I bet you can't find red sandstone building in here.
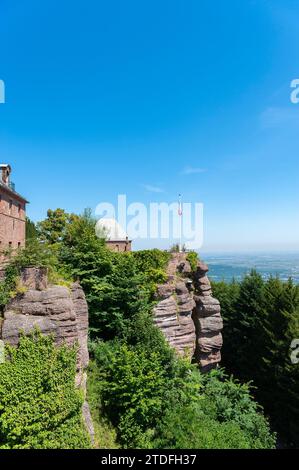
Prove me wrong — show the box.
[0,164,28,253]
[106,237,132,252]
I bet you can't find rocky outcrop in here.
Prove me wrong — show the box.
[1,285,90,367]
[192,261,223,371]
[154,254,223,371]
[71,282,90,370]
[153,254,196,359]
[0,267,94,443]
[0,270,88,367]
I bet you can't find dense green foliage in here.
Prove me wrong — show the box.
[0,265,18,310]
[0,209,277,449]
[186,251,199,271]
[9,238,59,272]
[212,271,299,447]
[91,340,275,449]
[0,332,90,449]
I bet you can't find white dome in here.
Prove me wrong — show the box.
[96,218,128,241]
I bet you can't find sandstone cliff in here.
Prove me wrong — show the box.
[154,253,223,371]
[0,267,94,442]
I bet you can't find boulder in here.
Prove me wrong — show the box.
[1,283,89,370]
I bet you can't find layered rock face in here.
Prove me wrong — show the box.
[1,280,89,371]
[192,261,223,371]
[0,267,94,442]
[154,254,223,370]
[153,254,196,359]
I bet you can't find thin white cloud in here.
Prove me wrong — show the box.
[181,166,206,175]
[259,107,299,129]
[141,184,164,193]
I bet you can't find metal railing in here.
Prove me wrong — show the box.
[8,181,16,191]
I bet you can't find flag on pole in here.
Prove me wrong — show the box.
[178,194,183,216]
[178,194,183,253]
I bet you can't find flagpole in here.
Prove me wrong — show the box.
[178,194,182,253]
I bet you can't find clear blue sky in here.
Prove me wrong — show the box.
[1,0,299,251]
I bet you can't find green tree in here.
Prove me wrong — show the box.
[37,208,78,244]
[257,277,299,445]
[95,342,168,448]
[25,217,38,241]
[213,274,299,447]
[226,271,266,380]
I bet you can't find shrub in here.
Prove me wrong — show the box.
[0,332,91,449]
[94,342,168,448]
[153,403,253,449]
[186,251,199,271]
[133,249,171,274]
[153,369,275,449]
[9,238,58,271]
[198,369,276,449]
[0,265,19,310]
[92,337,275,449]
[0,239,71,309]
